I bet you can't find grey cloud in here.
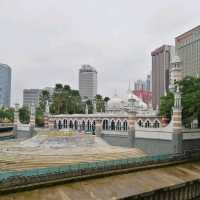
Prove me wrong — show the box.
[0,0,199,104]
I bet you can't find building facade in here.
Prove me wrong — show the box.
[79,65,97,100]
[145,74,151,92]
[134,79,145,91]
[175,25,200,77]
[23,89,42,108]
[151,45,174,109]
[0,64,11,107]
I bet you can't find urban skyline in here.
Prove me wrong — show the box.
[0,0,199,105]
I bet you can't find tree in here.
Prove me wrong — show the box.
[96,95,105,112]
[159,92,174,121]
[179,76,200,127]
[36,107,44,127]
[51,84,83,114]
[104,97,110,102]
[19,106,30,124]
[39,90,50,112]
[159,76,200,128]
[0,107,14,123]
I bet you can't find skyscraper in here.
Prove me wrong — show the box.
[134,79,145,91]
[151,45,174,110]
[79,65,97,100]
[145,74,151,92]
[23,89,42,108]
[0,64,11,107]
[175,25,200,77]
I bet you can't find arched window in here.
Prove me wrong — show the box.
[153,120,160,128]
[103,119,109,130]
[58,120,62,129]
[82,121,85,130]
[111,120,115,130]
[63,119,67,128]
[92,121,96,132]
[123,121,128,131]
[54,120,57,129]
[74,120,78,130]
[87,120,91,131]
[138,120,143,127]
[69,120,73,129]
[145,120,150,128]
[116,120,121,131]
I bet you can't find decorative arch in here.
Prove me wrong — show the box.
[116,120,122,131]
[69,120,73,129]
[92,121,96,132]
[87,120,92,131]
[74,120,78,130]
[58,120,62,129]
[144,120,150,128]
[102,119,109,130]
[82,120,85,131]
[111,120,115,131]
[123,120,128,131]
[153,120,160,128]
[137,119,143,127]
[63,119,67,128]
[54,120,57,129]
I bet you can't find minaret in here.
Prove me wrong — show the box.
[85,104,89,115]
[93,100,97,114]
[44,100,50,129]
[169,55,182,92]
[172,85,183,154]
[14,103,20,133]
[172,85,182,131]
[30,103,36,129]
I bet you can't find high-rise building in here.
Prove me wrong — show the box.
[134,79,145,91]
[175,25,200,77]
[0,64,11,107]
[151,45,174,110]
[23,89,42,108]
[145,74,151,92]
[79,65,97,100]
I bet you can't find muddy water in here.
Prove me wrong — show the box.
[1,162,200,200]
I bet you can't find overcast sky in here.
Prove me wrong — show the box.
[0,0,199,105]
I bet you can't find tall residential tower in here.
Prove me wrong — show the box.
[151,45,174,109]
[79,65,97,100]
[0,64,11,107]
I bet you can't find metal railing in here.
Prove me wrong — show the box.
[0,153,187,183]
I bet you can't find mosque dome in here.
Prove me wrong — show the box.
[127,92,148,109]
[107,94,125,111]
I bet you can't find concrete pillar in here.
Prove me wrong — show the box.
[95,119,102,137]
[128,114,136,148]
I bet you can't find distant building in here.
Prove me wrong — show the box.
[145,74,151,92]
[23,89,42,108]
[134,79,145,91]
[151,45,174,109]
[175,25,200,77]
[79,65,97,100]
[0,64,11,107]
